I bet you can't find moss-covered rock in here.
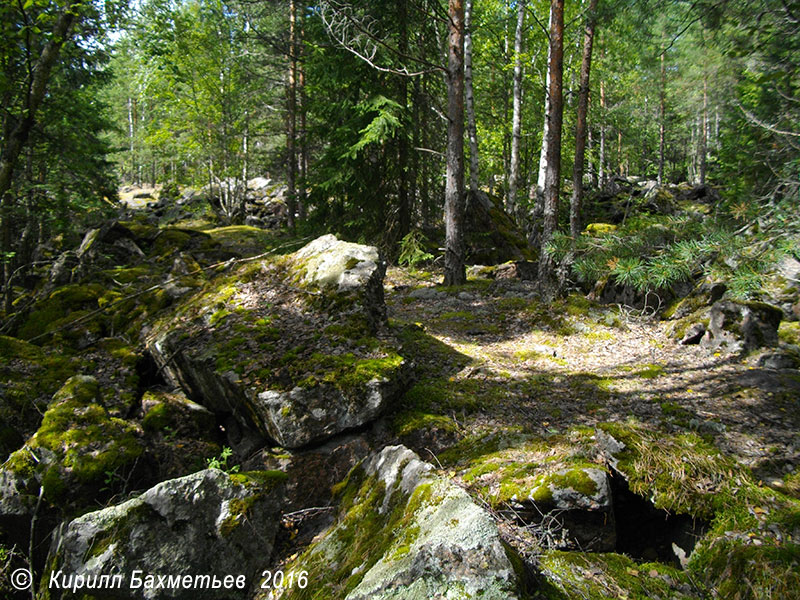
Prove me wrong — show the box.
[464,191,536,265]
[41,468,286,600]
[146,235,412,449]
[701,300,783,354]
[0,376,145,519]
[448,429,615,552]
[538,551,699,600]
[0,335,79,456]
[269,445,523,600]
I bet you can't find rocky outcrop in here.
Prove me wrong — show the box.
[43,468,286,599]
[464,191,535,265]
[701,300,782,354]
[0,376,146,547]
[146,235,411,449]
[274,445,523,599]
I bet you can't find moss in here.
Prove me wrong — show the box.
[392,411,459,437]
[151,229,192,256]
[5,376,144,504]
[17,283,106,341]
[102,265,151,284]
[296,352,405,393]
[778,321,800,346]
[583,223,618,235]
[632,363,664,378]
[142,403,172,432]
[539,551,696,600]
[514,349,543,361]
[279,463,444,600]
[228,470,288,489]
[209,308,231,326]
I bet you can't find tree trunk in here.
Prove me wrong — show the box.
[443,0,466,286]
[570,0,598,240]
[464,0,480,195]
[536,5,555,196]
[538,0,564,296]
[298,2,308,219]
[700,75,707,185]
[599,78,606,185]
[397,0,411,239]
[286,0,298,230]
[508,0,525,218]
[658,46,666,185]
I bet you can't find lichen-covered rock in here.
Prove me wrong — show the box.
[42,468,286,600]
[0,376,145,521]
[146,235,411,449]
[701,300,782,354]
[271,445,522,600]
[449,431,615,552]
[293,233,387,328]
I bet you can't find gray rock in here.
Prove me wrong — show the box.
[701,300,782,354]
[409,287,443,300]
[293,234,387,327]
[276,445,522,600]
[146,235,410,449]
[43,468,285,599]
[751,350,800,370]
[253,375,409,448]
[680,322,706,345]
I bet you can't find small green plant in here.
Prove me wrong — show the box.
[398,230,434,267]
[206,446,240,473]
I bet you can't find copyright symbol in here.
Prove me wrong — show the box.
[11,568,32,591]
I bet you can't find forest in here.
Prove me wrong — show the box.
[0,0,799,599]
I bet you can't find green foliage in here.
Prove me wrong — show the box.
[552,208,798,299]
[397,230,434,268]
[206,446,240,473]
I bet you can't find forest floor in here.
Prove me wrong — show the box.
[384,267,800,490]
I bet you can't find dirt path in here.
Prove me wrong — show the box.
[385,267,800,486]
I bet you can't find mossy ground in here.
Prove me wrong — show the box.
[538,551,699,599]
[380,266,800,598]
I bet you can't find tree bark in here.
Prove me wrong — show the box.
[397,0,411,239]
[508,0,525,218]
[286,0,298,230]
[700,74,707,185]
[298,2,308,219]
[658,46,666,185]
[599,78,606,185]
[570,0,599,240]
[538,0,564,296]
[464,0,480,195]
[536,5,555,196]
[443,0,466,286]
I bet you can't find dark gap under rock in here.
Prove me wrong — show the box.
[610,473,707,567]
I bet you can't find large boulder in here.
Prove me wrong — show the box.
[271,445,523,600]
[464,191,535,265]
[146,235,411,449]
[0,376,146,546]
[701,300,782,354]
[42,468,286,599]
